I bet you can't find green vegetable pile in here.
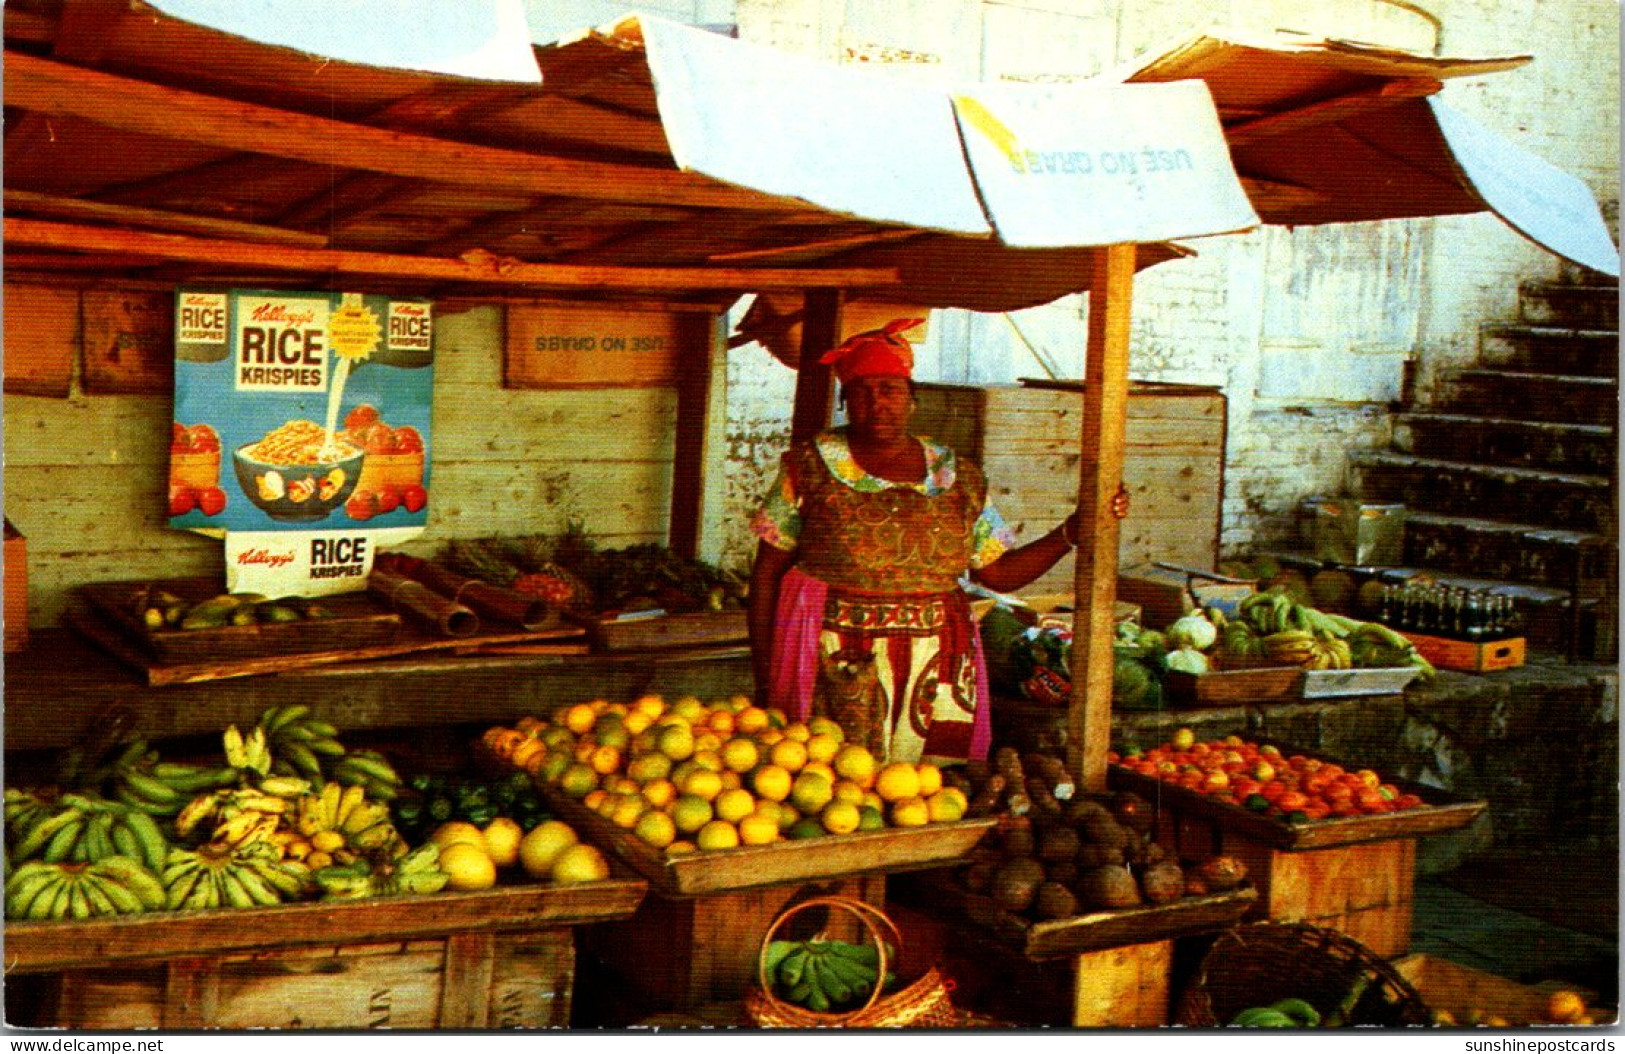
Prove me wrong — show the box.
[393,771,549,842]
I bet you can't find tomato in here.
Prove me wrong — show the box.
[168,484,196,516]
[1251,761,1276,782]
[196,486,227,516]
[171,422,190,452]
[374,487,402,515]
[1259,781,1287,803]
[1276,790,1309,813]
[346,492,377,521]
[357,423,398,455]
[187,424,219,452]
[344,404,380,432]
[394,426,424,453]
[1203,771,1231,792]
[1394,794,1424,810]
[1300,801,1332,821]
[1231,778,1263,800]
[1355,769,1382,788]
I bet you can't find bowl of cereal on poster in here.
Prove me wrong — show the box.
[232,420,366,523]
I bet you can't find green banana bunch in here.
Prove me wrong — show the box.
[112,748,242,819]
[311,842,447,900]
[768,938,890,1013]
[2,794,167,868]
[5,855,168,921]
[329,749,405,803]
[4,787,58,840]
[161,843,311,911]
[259,705,347,782]
[1230,998,1323,1027]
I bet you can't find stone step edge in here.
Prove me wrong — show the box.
[1403,511,1611,549]
[1482,322,1620,341]
[1263,549,1577,604]
[1395,411,1614,437]
[1447,368,1618,387]
[1351,450,1612,488]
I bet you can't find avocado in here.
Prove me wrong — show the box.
[1077,865,1142,911]
[1034,881,1079,920]
[989,857,1046,914]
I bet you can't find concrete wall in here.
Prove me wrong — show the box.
[713,0,1620,568]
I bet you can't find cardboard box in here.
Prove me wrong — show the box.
[1306,498,1406,566]
[5,519,27,652]
[1116,562,1255,629]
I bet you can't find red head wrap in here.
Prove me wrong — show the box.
[817,318,924,384]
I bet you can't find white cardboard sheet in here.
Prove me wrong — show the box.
[640,18,991,235]
[1429,97,1620,277]
[951,80,1259,247]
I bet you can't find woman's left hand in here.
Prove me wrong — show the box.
[1111,484,1130,520]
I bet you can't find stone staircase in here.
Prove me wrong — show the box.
[1349,276,1618,659]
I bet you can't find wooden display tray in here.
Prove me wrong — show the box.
[909,872,1257,961]
[3,874,647,974]
[69,600,587,687]
[1165,664,1302,707]
[80,577,402,665]
[1299,665,1423,698]
[1108,758,1486,851]
[1404,632,1526,673]
[542,787,994,898]
[579,608,748,652]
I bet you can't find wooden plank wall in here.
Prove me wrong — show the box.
[912,383,1226,598]
[3,290,681,629]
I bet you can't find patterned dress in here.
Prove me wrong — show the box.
[751,428,1014,763]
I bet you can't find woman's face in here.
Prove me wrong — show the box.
[844,376,914,442]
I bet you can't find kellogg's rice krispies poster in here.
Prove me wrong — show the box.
[169,288,434,597]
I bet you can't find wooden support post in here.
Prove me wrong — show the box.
[1072,939,1172,1027]
[1068,244,1136,792]
[668,312,726,560]
[790,289,841,444]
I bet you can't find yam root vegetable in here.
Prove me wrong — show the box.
[1034,881,1079,920]
[1000,823,1035,859]
[1139,860,1186,905]
[1024,775,1065,823]
[1065,799,1113,828]
[1075,843,1125,870]
[1080,814,1132,852]
[993,747,1027,794]
[989,857,1046,914]
[966,773,1007,817]
[1045,860,1079,888]
[1110,791,1155,833]
[1024,753,1076,800]
[1194,855,1249,892]
[1077,864,1142,910]
[1037,825,1081,864]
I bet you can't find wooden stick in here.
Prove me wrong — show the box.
[4,189,327,248]
[1068,244,1136,793]
[1225,77,1442,147]
[5,217,899,293]
[4,50,782,212]
[790,290,841,443]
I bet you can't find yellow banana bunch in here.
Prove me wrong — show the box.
[1262,629,1316,666]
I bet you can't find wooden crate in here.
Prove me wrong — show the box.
[1393,954,1556,1027]
[38,930,577,1030]
[911,381,1226,597]
[1405,632,1526,673]
[5,518,27,652]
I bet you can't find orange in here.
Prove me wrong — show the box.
[738,813,780,846]
[752,764,793,802]
[509,737,546,772]
[518,820,578,878]
[820,800,861,835]
[857,805,886,831]
[805,733,841,766]
[693,730,724,755]
[874,763,921,803]
[631,693,667,720]
[765,708,789,729]
[690,750,724,774]
[720,737,760,773]
[671,795,714,835]
[925,790,965,823]
[706,709,736,736]
[832,779,866,806]
[626,752,673,783]
[756,728,785,748]
[802,760,836,785]
[582,789,608,812]
[1547,991,1588,1024]
[563,703,598,735]
[589,744,623,776]
[714,787,757,825]
[671,696,708,725]
[656,724,696,762]
[681,768,724,802]
[789,771,834,816]
[609,795,647,829]
[718,770,743,792]
[429,821,486,850]
[623,710,654,736]
[915,763,943,797]
[769,739,809,773]
[807,717,845,742]
[665,840,697,857]
[550,842,611,884]
[607,775,641,796]
[695,819,740,851]
[734,706,771,734]
[640,778,677,810]
[782,722,812,743]
[482,817,524,867]
[633,809,677,849]
[515,715,544,735]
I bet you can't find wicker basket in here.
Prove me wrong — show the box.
[1177,922,1432,1028]
[744,896,960,1029]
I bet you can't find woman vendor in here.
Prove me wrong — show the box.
[748,318,1128,765]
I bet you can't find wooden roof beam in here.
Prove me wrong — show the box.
[4,50,789,212]
[1225,77,1442,147]
[5,217,900,293]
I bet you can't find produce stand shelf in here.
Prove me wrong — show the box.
[3,876,647,973]
[1165,665,1301,707]
[578,609,748,652]
[1300,666,1423,699]
[1108,764,1485,851]
[542,787,995,897]
[7,877,647,1030]
[904,872,1257,961]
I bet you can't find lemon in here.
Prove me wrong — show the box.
[671,696,708,724]
[696,819,740,851]
[782,722,812,743]
[656,724,696,762]
[558,762,598,799]
[1172,727,1196,751]
[626,752,673,783]
[690,749,724,773]
[807,716,845,741]
[857,805,886,831]
[518,820,579,879]
[718,770,744,792]
[925,790,965,823]
[609,795,647,829]
[735,706,771,734]
[752,764,793,802]
[551,843,611,885]
[671,794,715,835]
[714,787,757,825]
[769,738,809,773]
[633,810,677,849]
[915,763,943,797]
[889,796,930,828]
[787,817,825,840]
[666,840,697,857]
[832,779,866,806]
[623,710,654,736]
[589,744,623,776]
[805,733,841,765]
[833,744,878,788]
[820,800,861,835]
[632,693,667,720]
[640,778,678,810]
[789,771,834,816]
[563,703,598,735]
[439,842,497,891]
[875,763,921,803]
[802,760,836,785]
[482,817,524,867]
[430,821,487,850]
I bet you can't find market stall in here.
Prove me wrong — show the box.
[3,0,1616,1032]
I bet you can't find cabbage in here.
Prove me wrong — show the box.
[1113,654,1163,710]
[1165,647,1210,675]
[1167,612,1218,651]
